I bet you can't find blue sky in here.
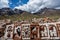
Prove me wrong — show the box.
[9,0,29,8]
[0,0,60,13]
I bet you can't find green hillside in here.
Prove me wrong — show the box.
[0,13,60,21]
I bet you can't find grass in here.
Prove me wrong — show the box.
[0,14,60,21]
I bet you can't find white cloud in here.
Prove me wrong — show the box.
[15,0,60,13]
[56,7,60,9]
[0,0,9,8]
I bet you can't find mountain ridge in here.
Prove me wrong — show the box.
[0,7,60,16]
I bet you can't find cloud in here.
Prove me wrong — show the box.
[15,0,60,13]
[0,0,9,8]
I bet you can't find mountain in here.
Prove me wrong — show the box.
[34,7,60,16]
[0,7,60,16]
[0,8,15,15]
[0,7,24,15]
[0,7,60,20]
[14,9,24,14]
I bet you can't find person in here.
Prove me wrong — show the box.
[0,36,6,40]
[14,26,21,40]
[0,29,6,40]
[6,32,13,40]
[7,26,12,32]
[16,28,21,36]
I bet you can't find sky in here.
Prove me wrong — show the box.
[9,0,29,8]
[0,0,60,13]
